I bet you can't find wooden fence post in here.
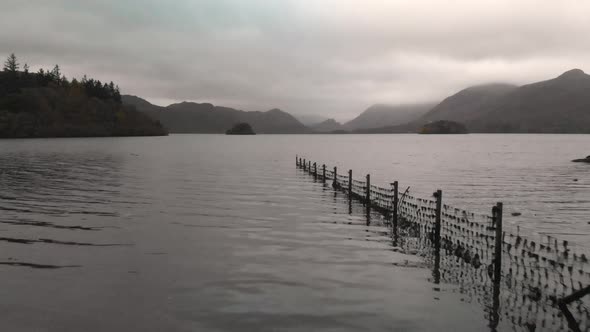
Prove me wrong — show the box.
[365,174,371,205]
[322,164,326,183]
[392,181,399,245]
[494,202,503,283]
[490,202,504,329]
[296,155,298,166]
[303,158,306,171]
[433,189,442,284]
[333,167,337,188]
[348,170,352,196]
[313,162,317,177]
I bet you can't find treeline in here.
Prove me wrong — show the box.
[1,53,121,102]
[0,53,166,138]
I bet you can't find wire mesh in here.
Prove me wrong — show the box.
[297,157,590,330]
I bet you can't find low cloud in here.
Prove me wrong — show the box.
[2,0,589,120]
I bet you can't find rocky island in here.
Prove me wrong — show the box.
[226,122,255,135]
[0,54,167,138]
[419,120,468,134]
[572,156,590,163]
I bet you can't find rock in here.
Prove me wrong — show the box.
[225,122,256,135]
[512,212,522,217]
[572,156,590,163]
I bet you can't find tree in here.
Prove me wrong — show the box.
[113,85,121,103]
[23,63,29,75]
[51,65,61,82]
[3,53,19,72]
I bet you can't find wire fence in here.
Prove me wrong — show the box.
[297,156,590,331]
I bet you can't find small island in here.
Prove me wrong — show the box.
[419,120,468,134]
[572,156,590,163]
[226,122,256,135]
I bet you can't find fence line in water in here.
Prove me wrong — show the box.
[296,155,590,331]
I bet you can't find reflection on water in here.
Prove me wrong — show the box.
[0,134,588,331]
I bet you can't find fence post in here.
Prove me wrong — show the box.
[433,189,442,284]
[333,167,337,188]
[308,160,311,172]
[303,158,306,171]
[494,202,503,283]
[365,174,371,205]
[489,202,503,329]
[392,181,399,246]
[322,164,326,183]
[296,155,298,166]
[348,170,352,196]
[313,162,317,178]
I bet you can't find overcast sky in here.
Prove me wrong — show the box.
[2,0,590,120]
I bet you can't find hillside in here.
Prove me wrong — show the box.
[0,69,166,138]
[409,69,590,133]
[420,83,517,123]
[311,119,344,133]
[295,114,329,126]
[124,96,309,134]
[468,69,590,133]
[344,104,435,130]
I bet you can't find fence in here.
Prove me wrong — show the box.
[296,155,590,331]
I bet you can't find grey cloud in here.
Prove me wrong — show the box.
[1,0,589,120]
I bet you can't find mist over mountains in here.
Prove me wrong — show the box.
[123,69,590,134]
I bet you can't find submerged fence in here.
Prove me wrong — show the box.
[296,156,590,331]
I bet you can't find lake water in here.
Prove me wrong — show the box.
[0,134,588,331]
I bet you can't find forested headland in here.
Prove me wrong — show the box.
[0,54,167,138]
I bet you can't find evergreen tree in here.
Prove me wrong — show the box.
[3,53,19,72]
[114,85,122,103]
[23,63,29,75]
[51,65,61,82]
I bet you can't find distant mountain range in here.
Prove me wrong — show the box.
[308,104,434,133]
[122,95,308,134]
[358,69,590,134]
[123,68,590,135]
[467,69,590,133]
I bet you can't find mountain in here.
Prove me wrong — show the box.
[468,69,590,133]
[295,114,329,126]
[0,71,166,138]
[405,69,590,133]
[311,119,344,133]
[344,103,435,130]
[420,83,517,123]
[123,96,308,134]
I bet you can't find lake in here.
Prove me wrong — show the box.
[0,134,588,331]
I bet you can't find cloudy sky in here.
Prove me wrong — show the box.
[2,0,590,120]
